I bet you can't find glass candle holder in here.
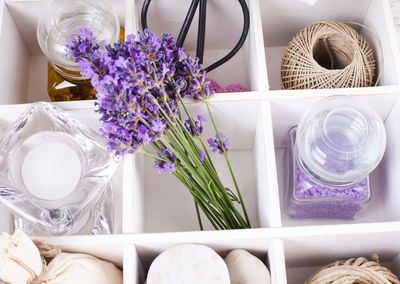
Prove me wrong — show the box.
[285,96,386,219]
[14,183,114,236]
[0,102,119,235]
[37,0,120,102]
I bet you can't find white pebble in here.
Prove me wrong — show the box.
[224,249,271,284]
[146,244,230,284]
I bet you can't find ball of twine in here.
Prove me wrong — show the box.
[305,254,400,284]
[280,21,376,89]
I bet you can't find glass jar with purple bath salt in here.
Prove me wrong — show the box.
[285,96,386,219]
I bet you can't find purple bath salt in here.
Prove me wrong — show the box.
[205,78,249,93]
[287,128,370,220]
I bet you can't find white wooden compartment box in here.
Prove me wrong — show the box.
[2,0,400,283]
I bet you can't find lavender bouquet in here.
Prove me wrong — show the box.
[66,28,251,230]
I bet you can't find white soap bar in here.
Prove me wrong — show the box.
[22,141,82,200]
[225,249,271,284]
[146,244,230,284]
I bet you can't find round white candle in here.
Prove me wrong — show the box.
[21,142,82,200]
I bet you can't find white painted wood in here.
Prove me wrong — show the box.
[1,0,400,283]
[0,1,30,103]
[0,206,11,233]
[390,254,400,278]
[124,154,145,233]
[245,0,269,91]
[41,224,400,283]
[255,102,282,228]
[390,0,400,43]
[264,46,285,90]
[125,0,135,38]
[379,97,400,220]
[268,239,288,284]
[362,0,400,85]
[123,245,142,284]
[26,55,50,103]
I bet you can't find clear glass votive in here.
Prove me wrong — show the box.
[37,0,120,101]
[0,102,119,235]
[14,183,114,235]
[285,96,386,219]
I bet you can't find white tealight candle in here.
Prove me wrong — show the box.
[21,142,82,200]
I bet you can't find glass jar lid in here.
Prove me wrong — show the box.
[296,96,386,186]
[37,0,120,77]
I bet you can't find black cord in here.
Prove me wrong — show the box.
[140,0,250,73]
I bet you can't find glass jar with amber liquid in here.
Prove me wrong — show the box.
[37,0,120,102]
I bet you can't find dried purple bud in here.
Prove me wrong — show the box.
[199,150,207,163]
[207,133,230,154]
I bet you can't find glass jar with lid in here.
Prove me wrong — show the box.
[286,96,386,219]
[37,0,121,101]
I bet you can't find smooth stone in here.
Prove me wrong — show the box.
[146,244,230,284]
[224,249,271,284]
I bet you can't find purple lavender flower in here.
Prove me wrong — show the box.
[160,147,176,163]
[151,120,166,134]
[153,160,176,174]
[207,133,230,154]
[66,29,212,156]
[199,150,207,163]
[184,115,206,137]
[153,147,177,174]
[65,28,250,231]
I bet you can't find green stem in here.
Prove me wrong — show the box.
[202,96,251,227]
[139,84,250,229]
[194,200,204,231]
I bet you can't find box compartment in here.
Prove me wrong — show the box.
[283,230,400,284]
[128,233,286,284]
[270,92,400,226]
[2,1,400,284]
[133,0,268,92]
[0,0,129,104]
[123,100,281,233]
[0,101,127,235]
[260,0,400,90]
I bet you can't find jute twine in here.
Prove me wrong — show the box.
[305,254,400,284]
[280,21,376,89]
[33,240,61,265]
